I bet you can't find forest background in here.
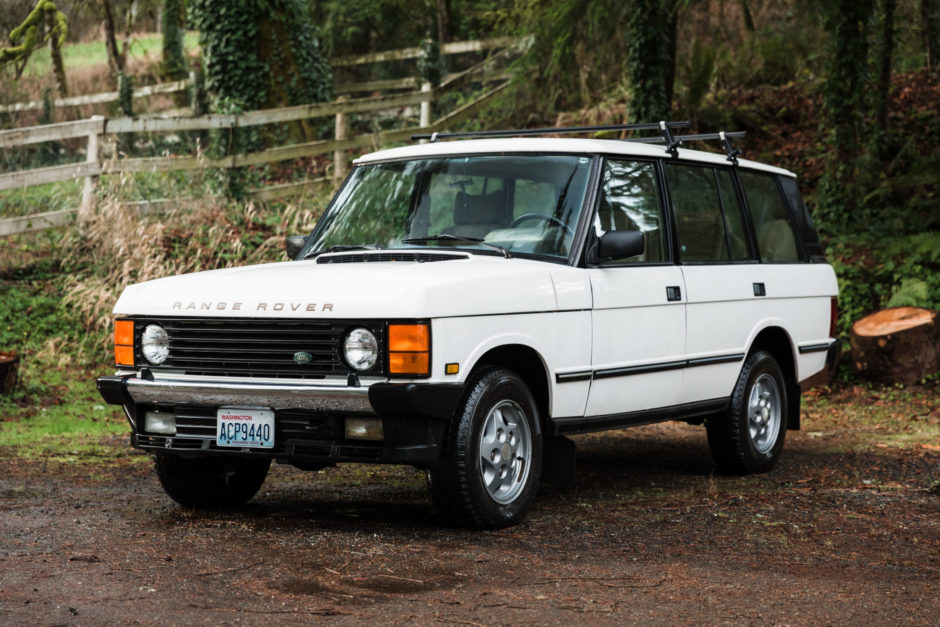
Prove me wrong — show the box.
[0,0,938,420]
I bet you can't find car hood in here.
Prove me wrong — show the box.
[113,253,571,319]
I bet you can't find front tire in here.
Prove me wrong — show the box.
[429,367,542,529]
[707,351,788,474]
[154,453,270,508]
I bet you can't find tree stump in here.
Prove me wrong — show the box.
[850,307,938,386]
[0,351,18,395]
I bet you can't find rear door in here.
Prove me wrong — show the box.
[665,162,759,405]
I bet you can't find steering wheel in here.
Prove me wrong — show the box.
[509,213,573,235]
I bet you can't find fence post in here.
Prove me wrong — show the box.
[420,81,432,129]
[334,95,350,181]
[80,115,104,223]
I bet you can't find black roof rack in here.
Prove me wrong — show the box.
[411,121,689,143]
[631,130,747,164]
[411,122,746,164]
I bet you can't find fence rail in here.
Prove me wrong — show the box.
[0,35,522,238]
[0,81,510,237]
[0,36,523,114]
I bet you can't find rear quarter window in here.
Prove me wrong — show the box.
[739,170,802,263]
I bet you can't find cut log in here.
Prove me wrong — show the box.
[850,307,939,386]
[0,351,18,395]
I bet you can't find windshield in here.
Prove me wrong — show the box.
[301,155,593,260]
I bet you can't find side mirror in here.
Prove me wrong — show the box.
[597,230,644,260]
[285,235,308,260]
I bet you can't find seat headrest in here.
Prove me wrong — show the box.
[454,190,506,225]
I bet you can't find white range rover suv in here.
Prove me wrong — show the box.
[96,122,840,529]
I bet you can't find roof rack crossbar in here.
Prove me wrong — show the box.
[411,121,690,142]
[631,130,747,163]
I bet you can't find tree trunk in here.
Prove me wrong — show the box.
[436,0,452,44]
[664,0,679,109]
[875,0,895,160]
[922,0,940,68]
[49,23,68,97]
[102,0,124,76]
[850,307,939,386]
[0,351,18,395]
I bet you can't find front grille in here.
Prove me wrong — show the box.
[317,252,466,264]
[134,317,386,379]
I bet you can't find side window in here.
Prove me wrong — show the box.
[594,159,665,263]
[739,171,801,263]
[666,163,729,262]
[716,169,752,261]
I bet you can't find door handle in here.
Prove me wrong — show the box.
[666,286,682,302]
[753,282,766,297]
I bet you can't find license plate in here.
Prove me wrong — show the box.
[216,408,274,448]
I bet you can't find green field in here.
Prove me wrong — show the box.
[21,32,200,77]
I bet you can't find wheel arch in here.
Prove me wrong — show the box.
[469,344,552,429]
[746,326,802,430]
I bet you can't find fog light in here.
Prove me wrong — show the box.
[345,417,384,441]
[144,411,176,435]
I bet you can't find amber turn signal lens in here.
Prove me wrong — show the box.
[115,320,134,347]
[388,324,429,352]
[389,352,429,375]
[115,345,135,367]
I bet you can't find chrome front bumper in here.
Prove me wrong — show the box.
[97,374,374,413]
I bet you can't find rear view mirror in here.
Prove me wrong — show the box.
[597,230,644,260]
[285,235,308,259]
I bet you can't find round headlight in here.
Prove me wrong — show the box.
[141,324,169,365]
[344,327,378,371]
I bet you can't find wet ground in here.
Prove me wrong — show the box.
[1,390,938,625]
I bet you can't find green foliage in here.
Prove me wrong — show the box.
[827,231,940,338]
[39,86,53,124]
[418,37,443,88]
[0,0,67,74]
[161,0,187,81]
[924,0,940,67]
[818,0,875,229]
[504,0,631,118]
[626,0,673,122]
[188,0,331,111]
[116,72,135,154]
[188,0,267,112]
[117,71,132,115]
[188,0,331,197]
[677,37,716,120]
[313,0,436,58]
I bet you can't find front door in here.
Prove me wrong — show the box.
[584,158,685,419]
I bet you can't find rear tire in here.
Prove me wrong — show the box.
[154,453,270,508]
[429,367,542,529]
[707,350,788,474]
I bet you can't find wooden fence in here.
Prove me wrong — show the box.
[0,37,521,238]
[0,36,519,114]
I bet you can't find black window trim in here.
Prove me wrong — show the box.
[580,154,675,268]
[661,158,761,267]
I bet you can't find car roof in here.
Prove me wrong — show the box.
[354,137,795,178]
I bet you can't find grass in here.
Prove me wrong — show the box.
[0,179,82,219]
[21,32,200,78]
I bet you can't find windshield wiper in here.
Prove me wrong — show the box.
[401,234,511,259]
[302,244,378,260]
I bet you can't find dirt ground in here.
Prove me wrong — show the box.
[1,389,938,625]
